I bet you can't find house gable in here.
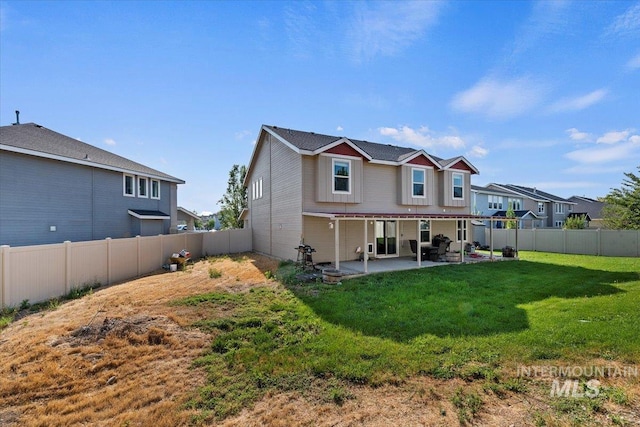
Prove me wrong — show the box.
[322,142,367,159]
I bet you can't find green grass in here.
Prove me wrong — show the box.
[178,252,640,420]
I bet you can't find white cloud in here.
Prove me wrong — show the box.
[606,2,640,37]
[596,130,630,144]
[104,138,116,146]
[565,142,638,164]
[450,76,547,119]
[565,128,591,142]
[234,130,252,140]
[627,53,640,70]
[630,135,640,144]
[466,145,488,158]
[549,89,608,113]
[348,0,443,62]
[336,126,344,132]
[378,125,465,149]
[509,0,572,58]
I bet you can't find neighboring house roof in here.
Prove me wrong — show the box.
[0,123,184,184]
[488,183,575,204]
[492,210,541,219]
[568,196,605,219]
[177,207,201,221]
[471,185,518,197]
[256,125,478,172]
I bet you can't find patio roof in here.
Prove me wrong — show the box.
[302,211,499,221]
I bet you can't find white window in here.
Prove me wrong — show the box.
[554,203,564,214]
[488,195,503,210]
[259,177,263,198]
[252,178,263,200]
[151,179,160,199]
[420,220,430,242]
[456,220,467,242]
[508,198,521,210]
[412,168,425,197]
[138,177,148,198]
[123,174,135,197]
[333,159,351,194]
[538,202,545,214]
[555,220,564,228]
[452,173,464,199]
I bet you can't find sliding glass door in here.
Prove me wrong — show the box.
[375,220,397,256]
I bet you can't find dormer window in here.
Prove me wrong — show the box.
[412,168,425,197]
[333,159,350,194]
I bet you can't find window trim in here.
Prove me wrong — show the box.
[138,176,149,198]
[554,203,564,214]
[123,174,135,197]
[538,202,545,214]
[151,179,160,199]
[508,198,521,210]
[456,219,468,242]
[411,168,426,198]
[419,220,430,243]
[332,158,351,194]
[555,220,564,228]
[452,172,464,200]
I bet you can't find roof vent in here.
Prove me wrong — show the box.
[12,110,20,125]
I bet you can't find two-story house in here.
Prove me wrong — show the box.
[0,122,184,246]
[567,196,605,228]
[484,184,576,228]
[242,125,483,272]
[471,185,541,229]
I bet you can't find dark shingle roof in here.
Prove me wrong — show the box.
[493,184,573,203]
[0,123,184,183]
[264,125,447,164]
[493,209,541,219]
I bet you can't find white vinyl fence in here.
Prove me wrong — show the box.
[0,228,252,308]
[484,228,640,257]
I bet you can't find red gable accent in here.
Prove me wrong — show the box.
[325,143,364,158]
[407,155,436,167]
[449,160,475,173]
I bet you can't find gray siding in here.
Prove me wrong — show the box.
[398,165,434,206]
[1,152,173,246]
[315,155,363,203]
[441,170,470,208]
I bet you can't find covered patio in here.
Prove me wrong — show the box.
[303,212,517,275]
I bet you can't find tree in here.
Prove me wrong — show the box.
[505,201,517,229]
[218,164,247,229]
[563,214,586,229]
[602,167,640,230]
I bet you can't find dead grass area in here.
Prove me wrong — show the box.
[0,253,278,427]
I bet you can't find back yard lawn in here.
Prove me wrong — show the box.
[1,252,638,426]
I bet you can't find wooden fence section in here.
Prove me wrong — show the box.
[484,228,640,257]
[0,228,252,308]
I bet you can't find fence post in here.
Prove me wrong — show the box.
[563,228,567,254]
[106,238,112,285]
[532,228,536,252]
[596,228,601,256]
[64,241,72,294]
[136,235,141,276]
[0,245,9,309]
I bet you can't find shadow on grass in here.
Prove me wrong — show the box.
[288,261,632,342]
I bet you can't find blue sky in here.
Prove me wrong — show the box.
[1,0,639,213]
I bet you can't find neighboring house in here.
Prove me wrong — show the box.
[242,125,482,271]
[567,196,606,228]
[471,185,541,229]
[177,207,201,231]
[484,184,576,228]
[199,211,221,230]
[1,122,184,246]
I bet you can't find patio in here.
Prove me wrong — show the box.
[323,251,505,277]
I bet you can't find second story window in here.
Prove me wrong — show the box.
[123,174,134,197]
[538,202,545,214]
[333,159,350,193]
[509,198,521,210]
[138,177,148,198]
[452,173,464,199]
[151,180,160,199]
[554,203,564,214]
[412,168,425,197]
[488,195,503,210]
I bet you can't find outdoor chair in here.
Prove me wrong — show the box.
[429,234,452,262]
[409,239,429,261]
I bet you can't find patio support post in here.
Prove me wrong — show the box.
[460,231,464,264]
[416,220,421,267]
[363,219,368,273]
[489,219,494,260]
[334,219,340,271]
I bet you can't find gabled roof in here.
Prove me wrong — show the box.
[0,123,184,183]
[258,124,477,170]
[568,196,605,219]
[471,185,516,197]
[488,183,575,204]
[493,209,541,219]
[567,212,592,221]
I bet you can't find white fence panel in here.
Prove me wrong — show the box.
[1,228,254,308]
